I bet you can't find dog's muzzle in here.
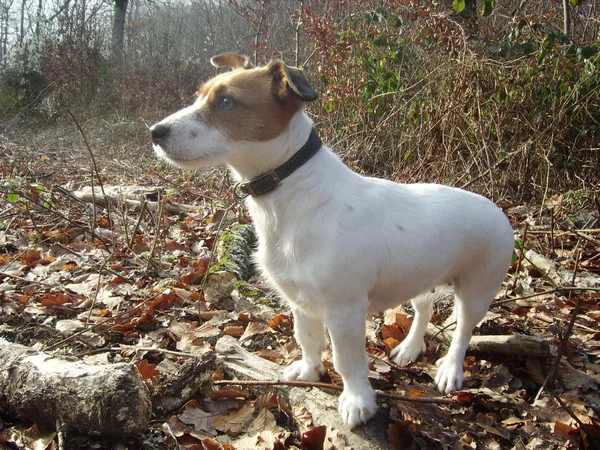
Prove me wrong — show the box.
[150,124,169,144]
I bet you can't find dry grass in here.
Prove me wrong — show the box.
[312,46,600,205]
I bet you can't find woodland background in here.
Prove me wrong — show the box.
[0,0,600,449]
[0,0,598,200]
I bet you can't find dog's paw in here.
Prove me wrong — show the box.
[283,360,324,382]
[338,387,377,428]
[390,338,426,366]
[434,356,464,394]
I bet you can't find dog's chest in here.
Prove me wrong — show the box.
[250,204,321,306]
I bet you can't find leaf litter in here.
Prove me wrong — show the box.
[0,134,599,449]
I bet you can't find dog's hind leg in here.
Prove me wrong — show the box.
[284,307,326,382]
[325,302,377,427]
[434,282,499,393]
[390,296,434,366]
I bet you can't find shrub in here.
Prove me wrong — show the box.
[303,3,600,202]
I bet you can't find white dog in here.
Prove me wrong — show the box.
[150,53,514,428]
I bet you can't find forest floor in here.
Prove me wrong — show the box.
[0,117,599,450]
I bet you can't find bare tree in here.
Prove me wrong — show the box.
[563,0,571,37]
[112,0,128,60]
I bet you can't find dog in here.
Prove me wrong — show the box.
[150,53,515,428]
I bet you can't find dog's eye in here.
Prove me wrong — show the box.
[216,96,237,110]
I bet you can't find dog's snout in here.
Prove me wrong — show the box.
[150,123,169,143]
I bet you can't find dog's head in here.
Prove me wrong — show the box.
[150,53,318,170]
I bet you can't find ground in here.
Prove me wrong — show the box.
[0,117,599,450]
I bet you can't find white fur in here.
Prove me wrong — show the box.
[153,92,514,428]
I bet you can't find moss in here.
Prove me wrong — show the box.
[209,224,257,280]
[234,280,282,307]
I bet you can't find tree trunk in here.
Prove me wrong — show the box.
[19,0,26,46]
[563,0,571,38]
[294,0,304,67]
[112,0,128,60]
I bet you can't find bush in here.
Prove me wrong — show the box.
[303,4,600,202]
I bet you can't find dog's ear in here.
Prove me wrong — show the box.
[269,61,319,103]
[210,53,253,70]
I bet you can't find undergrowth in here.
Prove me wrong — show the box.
[304,5,600,203]
[0,1,598,205]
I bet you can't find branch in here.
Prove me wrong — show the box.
[213,379,455,405]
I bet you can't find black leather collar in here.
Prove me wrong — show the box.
[234,128,322,198]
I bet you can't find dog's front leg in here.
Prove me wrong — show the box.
[284,307,326,382]
[326,304,377,427]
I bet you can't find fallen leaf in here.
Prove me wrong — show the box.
[239,321,274,343]
[22,249,41,267]
[247,408,276,435]
[40,292,71,306]
[213,404,255,436]
[292,405,313,432]
[383,324,406,342]
[179,402,215,433]
[223,324,245,337]
[384,337,400,353]
[55,319,84,333]
[526,357,545,385]
[137,359,161,380]
[300,425,326,449]
[206,387,250,400]
[268,314,293,332]
[553,421,579,440]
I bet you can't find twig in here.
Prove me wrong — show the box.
[212,379,456,405]
[550,207,555,256]
[68,110,114,246]
[109,346,196,358]
[146,192,164,274]
[128,200,147,249]
[511,222,529,292]
[86,259,107,324]
[550,391,600,447]
[0,271,54,287]
[200,201,238,295]
[534,251,583,402]
[493,286,600,307]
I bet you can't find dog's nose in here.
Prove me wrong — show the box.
[150,124,169,144]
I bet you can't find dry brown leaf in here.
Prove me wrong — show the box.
[239,321,274,343]
[526,357,545,385]
[382,323,406,342]
[178,402,215,433]
[213,404,255,436]
[136,359,161,380]
[223,324,245,337]
[292,404,313,433]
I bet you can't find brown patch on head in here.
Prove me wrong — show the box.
[196,59,318,143]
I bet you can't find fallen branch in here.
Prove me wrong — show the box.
[0,338,151,437]
[493,285,600,307]
[213,379,455,405]
[427,328,551,358]
[71,188,204,215]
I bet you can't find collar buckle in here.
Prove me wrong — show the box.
[233,182,250,199]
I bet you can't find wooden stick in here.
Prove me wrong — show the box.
[213,379,456,405]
